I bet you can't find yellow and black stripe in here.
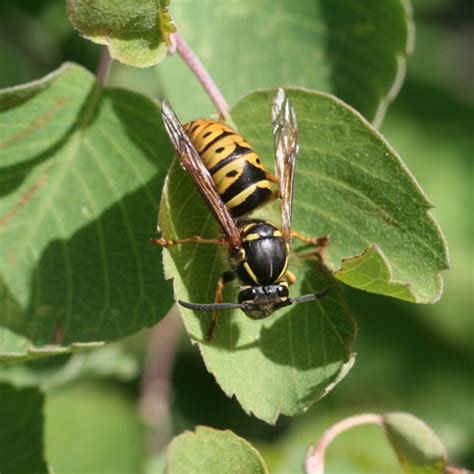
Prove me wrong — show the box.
[184,119,274,218]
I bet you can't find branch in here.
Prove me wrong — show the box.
[304,413,384,474]
[172,32,230,118]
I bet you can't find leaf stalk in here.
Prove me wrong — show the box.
[172,32,230,118]
[96,46,112,85]
[304,413,383,474]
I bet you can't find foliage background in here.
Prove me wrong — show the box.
[0,0,472,472]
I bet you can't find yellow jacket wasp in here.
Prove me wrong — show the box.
[152,89,328,340]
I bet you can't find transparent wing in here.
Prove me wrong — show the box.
[161,100,241,249]
[272,88,298,242]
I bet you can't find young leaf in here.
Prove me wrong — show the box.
[0,383,48,474]
[383,412,448,474]
[166,426,268,474]
[157,0,413,124]
[0,63,174,361]
[231,89,448,303]
[67,0,175,67]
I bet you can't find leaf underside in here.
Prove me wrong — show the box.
[67,0,175,67]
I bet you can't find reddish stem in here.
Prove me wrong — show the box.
[304,413,384,474]
[96,46,111,85]
[139,308,183,452]
[172,32,230,118]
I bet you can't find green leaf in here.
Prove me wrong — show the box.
[230,89,448,303]
[0,63,174,361]
[383,412,448,473]
[335,246,416,301]
[156,0,413,124]
[45,382,144,474]
[67,0,175,67]
[160,120,355,423]
[159,87,448,422]
[0,383,48,474]
[166,426,268,474]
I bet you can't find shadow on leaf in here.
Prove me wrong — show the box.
[1,173,173,347]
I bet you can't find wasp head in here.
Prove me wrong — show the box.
[237,284,290,319]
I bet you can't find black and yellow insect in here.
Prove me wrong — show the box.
[183,119,277,217]
[153,89,328,340]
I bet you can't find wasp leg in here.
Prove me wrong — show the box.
[291,232,328,248]
[265,171,279,184]
[206,271,235,341]
[285,270,297,285]
[149,236,228,247]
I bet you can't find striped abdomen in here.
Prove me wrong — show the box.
[184,119,274,218]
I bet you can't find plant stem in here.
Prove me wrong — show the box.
[172,32,230,118]
[304,413,384,474]
[139,307,183,452]
[96,46,112,85]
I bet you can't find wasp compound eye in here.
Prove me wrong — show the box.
[277,285,289,297]
[238,287,257,304]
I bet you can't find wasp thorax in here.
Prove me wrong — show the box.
[238,284,289,319]
[235,220,288,286]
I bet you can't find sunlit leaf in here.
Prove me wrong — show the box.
[159,87,448,422]
[231,89,448,303]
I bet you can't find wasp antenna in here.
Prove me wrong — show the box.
[291,288,330,304]
[178,300,243,312]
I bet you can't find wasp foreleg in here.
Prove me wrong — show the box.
[291,232,328,249]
